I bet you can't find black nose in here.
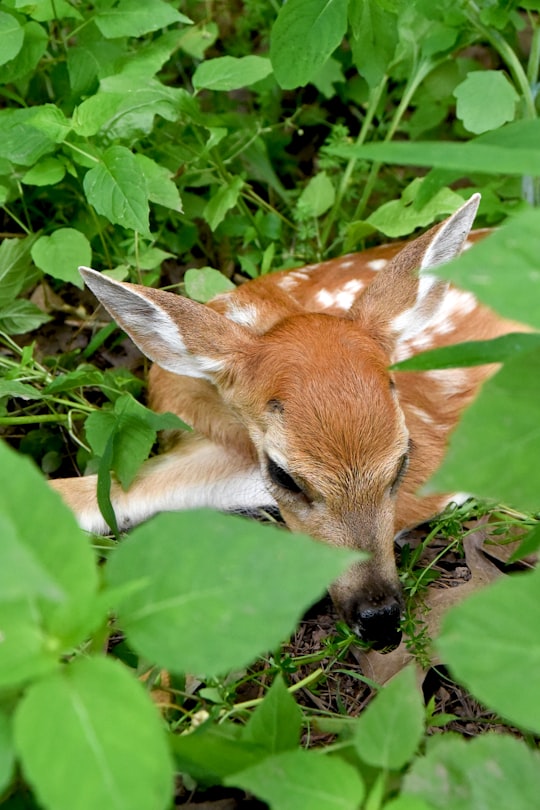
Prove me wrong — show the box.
[354,598,402,650]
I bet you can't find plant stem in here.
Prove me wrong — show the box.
[321,79,387,249]
[0,412,87,425]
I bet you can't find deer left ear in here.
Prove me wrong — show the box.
[350,193,481,348]
[79,267,256,381]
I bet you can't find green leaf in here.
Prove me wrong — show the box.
[94,0,190,38]
[193,55,272,91]
[106,510,361,676]
[508,523,540,563]
[31,228,91,288]
[20,0,83,21]
[270,0,349,89]
[243,675,302,755]
[393,333,540,371]
[434,208,540,330]
[404,734,540,809]
[0,236,38,307]
[22,156,66,186]
[15,656,174,810]
[227,749,365,810]
[0,380,41,401]
[367,179,464,238]
[83,146,150,234]
[454,71,519,134]
[203,176,244,231]
[353,667,424,769]
[384,798,436,810]
[348,0,398,88]
[172,722,265,784]
[328,119,540,176]
[44,366,105,395]
[134,154,182,212]
[297,172,336,218]
[0,710,15,795]
[0,11,24,65]
[86,394,187,490]
[428,347,540,512]
[0,442,98,687]
[0,300,51,334]
[437,567,540,733]
[0,20,47,84]
[0,108,55,166]
[184,267,235,303]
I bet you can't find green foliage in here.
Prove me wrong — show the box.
[1,0,540,808]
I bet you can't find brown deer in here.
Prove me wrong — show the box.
[51,194,524,648]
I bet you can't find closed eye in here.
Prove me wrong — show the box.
[266,456,303,495]
[390,453,409,495]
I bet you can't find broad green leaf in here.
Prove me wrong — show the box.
[0,600,59,689]
[0,20,47,84]
[74,82,183,140]
[508,523,540,563]
[94,0,190,38]
[0,300,51,334]
[0,108,55,166]
[367,179,464,237]
[0,514,64,602]
[227,749,365,810]
[86,394,187,490]
[31,228,91,288]
[437,567,540,733]
[15,656,174,810]
[172,722,265,783]
[454,71,518,134]
[106,510,361,676]
[428,347,540,512]
[178,21,218,59]
[22,156,65,186]
[20,0,83,21]
[270,0,349,89]
[328,119,540,176]
[0,442,98,654]
[297,172,335,218]
[393,333,540,371]
[193,55,272,91]
[0,11,24,65]
[348,0,397,88]
[0,710,15,794]
[184,267,235,303]
[0,236,38,307]
[134,154,182,212]
[203,177,244,231]
[384,798,436,810]
[353,667,424,769]
[0,380,41,401]
[404,734,540,809]
[83,146,150,234]
[434,208,540,330]
[243,675,302,755]
[44,366,105,395]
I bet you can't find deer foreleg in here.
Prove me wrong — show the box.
[50,435,274,534]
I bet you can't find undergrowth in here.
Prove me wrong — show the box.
[1,1,540,809]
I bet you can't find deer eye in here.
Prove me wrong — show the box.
[266,456,303,494]
[390,453,409,495]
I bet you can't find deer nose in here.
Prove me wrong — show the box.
[353,597,403,650]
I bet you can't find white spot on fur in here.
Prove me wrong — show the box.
[368,258,389,271]
[277,276,299,291]
[408,405,435,425]
[225,300,259,328]
[339,258,355,269]
[425,369,470,396]
[313,278,364,310]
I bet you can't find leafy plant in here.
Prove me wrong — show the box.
[1,0,540,808]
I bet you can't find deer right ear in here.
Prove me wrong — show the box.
[79,267,255,381]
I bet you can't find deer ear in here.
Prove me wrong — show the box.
[79,267,255,380]
[350,194,481,348]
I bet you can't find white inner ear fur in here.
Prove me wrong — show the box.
[79,267,224,380]
[391,194,481,342]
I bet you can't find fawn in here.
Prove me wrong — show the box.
[51,193,524,648]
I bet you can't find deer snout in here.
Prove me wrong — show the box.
[349,591,403,650]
